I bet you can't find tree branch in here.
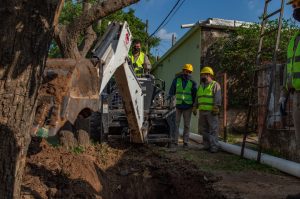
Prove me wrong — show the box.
[61,0,139,59]
[78,1,97,57]
[79,26,97,57]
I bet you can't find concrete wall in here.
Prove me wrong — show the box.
[261,64,300,162]
[153,28,201,92]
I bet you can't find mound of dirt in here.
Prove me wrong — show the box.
[21,138,225,199]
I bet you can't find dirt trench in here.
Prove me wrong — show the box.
[21,138,225,199]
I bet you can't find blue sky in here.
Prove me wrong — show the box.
[126,0,295,56]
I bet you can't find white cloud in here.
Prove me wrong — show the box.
[156,29,177,40]
[248,0,255,10]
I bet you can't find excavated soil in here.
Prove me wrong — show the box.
[21,138,225,199]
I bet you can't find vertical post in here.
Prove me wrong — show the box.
[145,19,149,55]
[172,34,176,46]
[223,73,228,142]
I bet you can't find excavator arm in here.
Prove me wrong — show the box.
[92,22,146,143]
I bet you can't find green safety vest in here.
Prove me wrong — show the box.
[287,32,300,90]
[175,77,193,105]
[130,52,145,77]
[197,81,216,111]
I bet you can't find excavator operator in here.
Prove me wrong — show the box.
[129,39,152,77]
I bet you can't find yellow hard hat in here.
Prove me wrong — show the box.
[182,64,193,72]
[287,0,300,4]
[200,66,214,76]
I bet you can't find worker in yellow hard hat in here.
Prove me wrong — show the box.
[280,0,300,154]
[282,1,300,198]
[193,66,222,153]
[168,64,197,148]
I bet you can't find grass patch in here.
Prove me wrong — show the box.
[175,149,279,174]
[225,133,243,144]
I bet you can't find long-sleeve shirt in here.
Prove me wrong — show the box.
[194,80,222,108]
[169,74,197,109]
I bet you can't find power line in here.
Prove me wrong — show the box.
[160,0,186,31]
[149,0,182,38]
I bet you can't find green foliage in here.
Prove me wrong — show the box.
[208,19,298,107]
[48,42,62,58]
[48,1,160,62]
[100,9,160,60]
[176,149,279,174]
[59,0,83,25]
[46,136,60,147]
[72,145,85,154]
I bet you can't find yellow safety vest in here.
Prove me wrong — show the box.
[287,32,300,90]
[175,77,193,105]
[197,81,216,111]
[130,52,145,77]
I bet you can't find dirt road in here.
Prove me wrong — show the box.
[21,138,300,199]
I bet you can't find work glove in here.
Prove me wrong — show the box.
[192,106,197,116]
[212,106,220,116]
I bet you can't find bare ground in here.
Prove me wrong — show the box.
[21,138,300,199]
[162,143,300,199]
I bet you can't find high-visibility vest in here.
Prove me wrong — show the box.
[287,32,300,90]
[175,77,193,105]
[197,81,216,111]
[130,52,145,77]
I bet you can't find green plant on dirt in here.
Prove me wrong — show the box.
[225,133,243,144]
[48,0,160,63]
[72,145,85,154]
[177,149,279,174]
[46,136,61,147]
[207,19,298,107]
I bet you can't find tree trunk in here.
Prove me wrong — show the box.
[55,0,139,59]
[0,0,63,198]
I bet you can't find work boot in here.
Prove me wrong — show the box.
[183,143,189,150]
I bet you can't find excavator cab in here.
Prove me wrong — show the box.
[97,73,175,144]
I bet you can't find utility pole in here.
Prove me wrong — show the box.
[172,34,176,46]
[146,19,149,54]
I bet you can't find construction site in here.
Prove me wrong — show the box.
[1,0,300,199]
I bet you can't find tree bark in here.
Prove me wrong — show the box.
[0,0,63,198]
[78,2,97,57]
[55,0,139,59]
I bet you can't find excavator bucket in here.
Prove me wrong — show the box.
[33,58,99,136]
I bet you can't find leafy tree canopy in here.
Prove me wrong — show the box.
[207,19,298,107]
[49,0,160,62]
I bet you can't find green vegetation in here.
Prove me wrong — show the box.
[208,19,298,107]
[72,145,85,154]
[49,0,160,63]
[178,149,279,174]
[225,133,243,144]
[46,136,60,147]
[156,147,279,174]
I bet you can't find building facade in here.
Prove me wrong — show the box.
[152,18,250,133]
